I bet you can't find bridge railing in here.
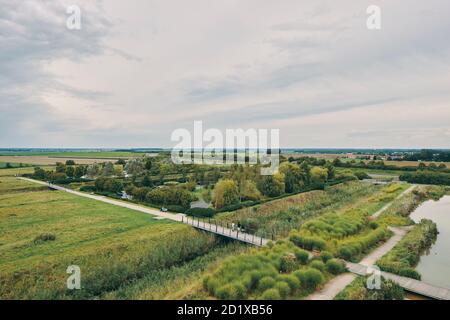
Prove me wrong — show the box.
[181,215,269,246]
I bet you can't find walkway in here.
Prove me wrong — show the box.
[19,177,269,246]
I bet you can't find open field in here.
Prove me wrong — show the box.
[0,166,55,177]
[0,177,48,195]
[384,160,450,168]
[0,177,219,299]
[0,151,148,158]
[0,156,120,166]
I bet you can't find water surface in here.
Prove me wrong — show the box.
[410,195,450,289]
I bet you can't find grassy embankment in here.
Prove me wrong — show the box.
[172,182,409,299]
[376,220,438,280]
[215,181,404,239]
[0,177,240,299]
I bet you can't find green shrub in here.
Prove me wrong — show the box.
[275,282,290,298]
[165,205,186,213]
[277,274,300,292]
[326,259,346,275]
[258,276,276,292]
[80,185,96,192]
[299,269,324,290]
[260,288,281,300]
[204,277,220,295]
[309,260,325,272]
[33,233,56,244]
[320,251,333,263]
[398,268,421,280]
[290,234,327,251]
[243,271,263,290]
[369,221,379,229]
[294,249,310,265]
[185,207,216,218]
[279,254,297,273]
[216,283,246,300]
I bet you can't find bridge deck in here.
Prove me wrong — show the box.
[183,216,269,246]
[346,262,450,300]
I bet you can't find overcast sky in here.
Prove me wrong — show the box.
[1,0,450,148]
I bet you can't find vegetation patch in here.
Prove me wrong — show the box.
[335,276,405,300]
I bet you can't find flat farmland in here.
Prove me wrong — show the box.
[0,177,218,299]
[383,160,450,168]
[0,155,118,165]
[0,166,55,177]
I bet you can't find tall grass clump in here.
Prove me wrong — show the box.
[377,219,438,280]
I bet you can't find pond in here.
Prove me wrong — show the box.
[410,195,450,289]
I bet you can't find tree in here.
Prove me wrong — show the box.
[144,157,153,170]
[102,162,115,176]
[212,179,239,209]
[55,162,66,173]
[74,165,86,178]
[280,162,306,193]
[65,160,76,165]
[116,159,126,165]
[125,159,145,177]
[86,163,100,178]
[33,167,47,180]
[310,167,328,185]
[257,173,285,197]
[240,180,262,201]
[142,174,153,187]
[65,166,75,178]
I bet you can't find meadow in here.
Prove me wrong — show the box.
[0,177,219,299]
[216,181,408,241]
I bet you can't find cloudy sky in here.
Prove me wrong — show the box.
[1,0,450,148]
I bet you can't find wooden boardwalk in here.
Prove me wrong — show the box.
[346,262,450,300]
[182,215,269,246]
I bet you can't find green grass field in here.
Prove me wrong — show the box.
[0,166,55,177]
[0,151,145,158]
[0,177,219,299]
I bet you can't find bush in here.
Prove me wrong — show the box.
[33,233,56,244]
[309,260,325,272]
[296,269,324,290]
[326,259,346,275]
[258,276,276,292]
[320,251,333,263]
[260,288,281,300]
[80,185,96,192]
[398,268,421,280]
[216,283,246,300]
[279,254,297,273]
[185,207,216,218]
[165,205,186,213]
[290,234,327,251]
[294,249,310,265]
[275,282,290,298]
[355,172,371,180]
[277,274,300,292]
